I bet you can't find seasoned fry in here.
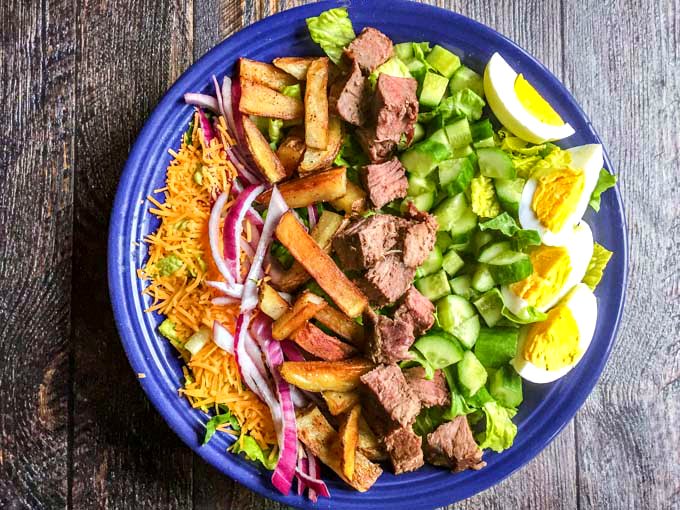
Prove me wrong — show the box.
[258,167,347,208]
[275,211,368,317]
[280,359,374,392]
[358,416,388,462]
[291,322,356,361]
[272,291,327,341]
[272,56,316,80]
[329,180,368,215]
[314,306,365,347]
[258,283,290,320]
[275,131,305,176]
[239,58,298,91]
[296,406,382,492]
[322,390,360,416]
[304,58,329,149]
[239,78,303,120]
[340,405,361,481]
[299,115,343,173]
[242,116,287,183]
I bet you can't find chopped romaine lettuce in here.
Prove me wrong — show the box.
[450,89,486,121]
[306,7,356,66]
[583,242,613,290]
[203,407,240,445]
[281,83,302,100]
[158,319,180,343]
[268,119,284,148]
[470,175,502,218]
[368,56,412,89]
[156,255,183,276]
[478,213,541,251]
[230,435,277,470]
[589,168,617,212]
[442,365,476,419]
[478,288,547,325]
[413,405,446,436]
[476,401,517,452]
[334,132,369,179]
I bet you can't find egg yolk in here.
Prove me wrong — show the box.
[532,167,585,232]
[510,245,572,308]
[514,74,565,126]
[523,305,580,371]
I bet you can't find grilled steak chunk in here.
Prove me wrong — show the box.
[394,285,435,336]
[335,62,369,126]
[358,254,416,307]
[400,203,438,268]
[332,214,402,271]
[360,157,408,209]
[360,364,421,430]
[363,308,415,364]
[356,126,397,163]
[373,73,419,144]
[383,425,424,474]
[404,367,450,408]
[425,417,486,472]
[344,27,394,74]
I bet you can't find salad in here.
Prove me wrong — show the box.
[139,7,617,500]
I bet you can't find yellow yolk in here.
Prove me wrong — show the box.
[531,167,585,232]
[514,74,565,126]
[523,305,580,370]
[510,245,572,308]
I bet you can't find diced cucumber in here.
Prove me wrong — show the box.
[426,45,461,78]
[472,230,495,256]
[444,118,473,149]
[436,294,476,336]
[457,351,487,396]
[438,158,474,196]
[450,231,473,245]
[415,269,451,302]
[471,264,496,293]
[429,127,450,147]
[453,314,480,348]
[420,71,449,107]
[477,147,516,179]
[449,65,484,98]
[449,275,473,299]
[488,364,523,408]
[436,231,453,252]
[449,208,478,238]
[414,330,464,369]
[473,289,505,327]
[407,174,436,196]
[404,192,435,212]
[400,139,451,176]
[413,122,426,143]
[417,245,443,277]
[407,58,426,78]
[434,193,467,231]
[495,178,526,216]
[394,42,415,62]
[442,248,465,276]
[470,119,494,142]
[474,328,519,368]
[477,241,511,263]
[473,137,495,148]
[450,238,472,253]
[452,145,474,159]
[487,251,533,284]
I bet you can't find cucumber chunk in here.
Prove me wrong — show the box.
[413,122,426,143]
[444,118,473,149]
[438,158,474,196]
[404,192,435,212]
[415,269,451,302]
[407,174,436,196]
[473,137,495,148]
[453,314,480,348]
[477,147,516,179]
[436,294,476,336]
[474,328,519,368]
[442,248,465,276]
[416,245,443,277]
[449,208,478,238]
[400,139,451,176]
[495,178,526,216]
[471,264,496,293]
[477,241,511,263]
[414,330,464,369]
[470,118,494,141]
[436,231,454,252]
[449,275,474,299]
[426,45,461,78]
[472,230,495,256]
[473,289,505,327]
[394,42,415,62]
[420,71,449,107]
[487,251,533,284]
[434,193,467,231]
[488,364,523,408]
[457,351,487,396]
[449,65,484,98]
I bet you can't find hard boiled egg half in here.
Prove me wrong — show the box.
[519,143,603,246]
[501,221,594,316]
[511,283,597,384]
[484,53,575,144]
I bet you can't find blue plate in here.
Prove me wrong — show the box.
[108,1,628,508]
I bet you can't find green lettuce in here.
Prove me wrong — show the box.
[442,366,476,419]
[478,212,541,251]
[158,319,181,346]
[306,7,356,65]
[267,119,283,149]
[418,89,486,126]
[470,175,502,218]
[368,56,412,89]
[413,405,446,436]
[589,168,617,212]
[281,84,302,100]
[203,407,240,445]
[476,401,518,452]
[230,435,277,470]
[334,132,369,182]
[479,288,547,325]
[583,243,613,290]
[156,255,183,276]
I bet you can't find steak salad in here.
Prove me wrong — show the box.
[140,7,617,500]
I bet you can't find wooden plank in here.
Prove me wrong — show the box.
[70,0,194,509]
[563,0,680,508]
[0,0,75,508]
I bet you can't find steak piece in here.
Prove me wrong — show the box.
[394,285,435,336]
[363,308,415,364]
[332,214,402,271]
[335,62,369,126]
[356,126,396,163]
[373,73,419,144]
[360,157,408,209]
[425,417,487,472]
[358,254,416,307]
[404,367,450,408]
[344,27,394,74]
[383,426,424,474]
[360,364,421,430]
[399,203,438,268]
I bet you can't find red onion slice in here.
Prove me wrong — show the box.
[307,204,318,231]
[205,280,243,298]
[295,467,330,500]
[197,107,215,145]
[221,76,237,138]
[208,192,236,287]
[184,93,218,113]
[212,320,234,354]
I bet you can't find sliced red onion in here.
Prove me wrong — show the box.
[212,76,226,122]
[246,208,264,229]
[234,313,277,406]
[211,296,238,306]
[226,146,261,185]
[263,252,287,288]
[295,467,330,500]
[296,452,309,496]
[240,238,255,260]
[212,320,234,354]
[208,192,236,287]
[221,76,237,137]
[206,280,243,298]
[197,107,215,145]
[307,205,318,231]
[306,446,327,501]
[185,93,218,112]
[280,341,305,362]
[231,78,246,147]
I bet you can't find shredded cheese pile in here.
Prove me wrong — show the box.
[138,114,277,450]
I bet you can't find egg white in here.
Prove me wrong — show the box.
[501,221,594,316]
[519,143,603,246]
[484,53,575,144]
[511,283,598,384]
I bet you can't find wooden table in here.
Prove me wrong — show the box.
[1,0,677,508]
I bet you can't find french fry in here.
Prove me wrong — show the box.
[258,167,347,209]
[275,211,368,317]
[279,359,374,392]
[239,78,303,120]
[296,406,382,492]
[304,58,329,149]
[314,306,365,347]
[329,180,368,215]
[271,291,327,341]
[258,283,290,320]
[275,131,305,176]
[358,416,388,462]
[299,116,343,174]
[239,58,297,91]
[340,404,361,481]
[272,56,316,80]
[291,323,356,361]
[322,390,360,416]
[242,116,287,183]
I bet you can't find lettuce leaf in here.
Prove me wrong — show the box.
[281,84,302,100]
[589,168,617,212]
[480,288,547,325]
[368,56,412,89]
[442,366,477,419]
[418,89,486,126]
[203,407,240,445]
[230,435,277,470]
[500,134,565,179]
[583,243,613,290]
[306,7,356,66]
[413,405,446,436]
[267,119,283,149]
[478,213,541,251]
[158,319,180,343]
[334,132,369,181]
[470,175,502,218]
[156,255,183,276]
[476,401,518,452]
